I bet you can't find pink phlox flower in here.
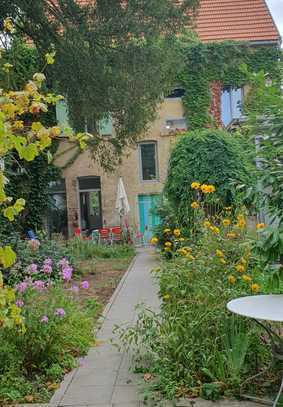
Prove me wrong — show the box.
[15,281,29,293]
[44,258,53,266]
[26,263,38,274]
[32,280,46,291]
[61,266,73,281]
[58,258,69,268]
[42,264,52,274]
[54,308,65,317]
[40,315,49,323]
[15,299,24,308]
[81,281,89,290]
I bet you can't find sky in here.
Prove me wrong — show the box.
[266,0,283,38]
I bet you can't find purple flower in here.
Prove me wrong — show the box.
[32,280,46,291]
[42,264,52,274]
[15,281,29,293]
[26,263,38,274]
[40,315,49,323]
[54,308,65,318]
[44,258,53,266]
[58,258,69,268]
[15,299,24,308]
[61,266,73,281]
[81,281,89,290]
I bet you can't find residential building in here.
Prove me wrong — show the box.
[51,0,281,239]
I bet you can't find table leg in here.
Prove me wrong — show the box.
[273,377,283,407]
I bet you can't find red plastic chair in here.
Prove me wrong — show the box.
[111,227,123,244]
[98,228,111,244]
[74,227,81,237]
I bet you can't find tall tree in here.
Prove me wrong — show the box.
[2,0,198,166]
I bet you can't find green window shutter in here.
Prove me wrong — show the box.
[98,116,113,136]
[56,100,69,128]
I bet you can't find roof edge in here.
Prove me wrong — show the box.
[262,0,282,43]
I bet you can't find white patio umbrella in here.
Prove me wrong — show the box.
[115,177,130,218]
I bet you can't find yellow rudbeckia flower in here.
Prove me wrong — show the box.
[228,275,236,284]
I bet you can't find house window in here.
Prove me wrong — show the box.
[166,88,185,98]
[165,118,187,132]
[98,116,113,136]
[221,87,243,127]
[56,100,113,136]
[47,179,68,237]
[139,142,158,181]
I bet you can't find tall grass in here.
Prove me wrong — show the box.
[67,238,135,260]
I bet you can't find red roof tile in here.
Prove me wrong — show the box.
[73,0,281,43]
[195,0,280,43]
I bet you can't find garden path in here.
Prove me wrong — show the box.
[44,248,259,407]
[50,247,159,407]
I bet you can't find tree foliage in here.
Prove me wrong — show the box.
[0,17,82,330]
[0,40,61,234]
[245,68,283,277]
[4,0,199,165]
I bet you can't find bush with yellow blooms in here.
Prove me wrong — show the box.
[119,179,282,404]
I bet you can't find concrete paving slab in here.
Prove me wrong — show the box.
[60,385,113,405]
[111,385,142,404]
[50,249,159,407]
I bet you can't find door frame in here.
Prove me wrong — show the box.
[137,193,161,236]
[77,186,103,231]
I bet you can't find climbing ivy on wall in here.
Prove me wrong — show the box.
[0,151,60,236]
[179,40,281,128]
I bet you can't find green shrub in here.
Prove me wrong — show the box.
[165,129,252,225]
[0,283,96,404]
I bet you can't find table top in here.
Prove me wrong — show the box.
[227,295,283,322]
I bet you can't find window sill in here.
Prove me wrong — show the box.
[140,179,160,184]
[161,128,187,137]
[224,116,246,129]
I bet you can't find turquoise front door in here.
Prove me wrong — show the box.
[138,195,161,240]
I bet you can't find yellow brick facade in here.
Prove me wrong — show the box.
[54,98,185,236]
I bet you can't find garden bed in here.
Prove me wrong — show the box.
[75,257,134,305]
[0,240,135,405]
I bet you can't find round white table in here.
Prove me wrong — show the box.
[227,295,283,407]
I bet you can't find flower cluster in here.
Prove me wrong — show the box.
[150,227,191,258]
[191,182,216,194]
[13,256,91,326]
[59,258,73,281]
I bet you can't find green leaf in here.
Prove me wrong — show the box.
[0,245,16,268]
